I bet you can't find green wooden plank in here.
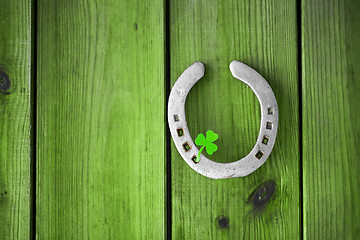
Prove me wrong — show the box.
[302,0,360,238]
[37,0,165,238]
[0,0,32,239]
[170,0,300,239]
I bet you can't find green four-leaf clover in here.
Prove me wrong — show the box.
[194,130,218,162]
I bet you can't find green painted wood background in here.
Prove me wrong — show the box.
[0,0,358,239]
[302,0,360,238]
[36,0,165,239]
[170,0,300,239]
[0,0,32,239]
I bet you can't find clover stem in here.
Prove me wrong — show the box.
[197,145,206,162]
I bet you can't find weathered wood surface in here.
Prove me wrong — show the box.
[302,0,360,238]
[37,0,165,238]
[0,0,32,239]
[1,0,359,239]
[170,0,300,239]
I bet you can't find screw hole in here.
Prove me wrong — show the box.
[191,155,199,163]
[266,122,273,130]
[268,107,274,115]
[177,128,184,137]
[255,150,264,159]
[174,115,180,122]
[182,142,191,152]
[262,136,269,145]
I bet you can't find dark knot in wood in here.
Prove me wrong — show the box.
[0,70,10,93]
[216,215,229,228]
[249,180,276,210]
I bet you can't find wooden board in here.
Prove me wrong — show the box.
[37,0,165,238]
[302,0,360,238]
[170,0,300,239]
[0,0,32,239]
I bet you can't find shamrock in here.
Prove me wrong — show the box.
[194,130,218,163]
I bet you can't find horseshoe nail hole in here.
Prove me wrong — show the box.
[268,107,274,115]
[191,155,199,163]
[216,216,229,228]
[266,122,273,130]
[256,150,264,159]
[182,142,191,152]
[177,128,184,137]
[174,115,180,122]
[262,136,269,145]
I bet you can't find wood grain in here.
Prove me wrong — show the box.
[0,0,32,239]
[170,0,300,239]
[37,0,165,238]
[302,0,360,238]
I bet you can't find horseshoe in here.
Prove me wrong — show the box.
[168,61,278,179]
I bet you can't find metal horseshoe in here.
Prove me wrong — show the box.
[168,61,278,179]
